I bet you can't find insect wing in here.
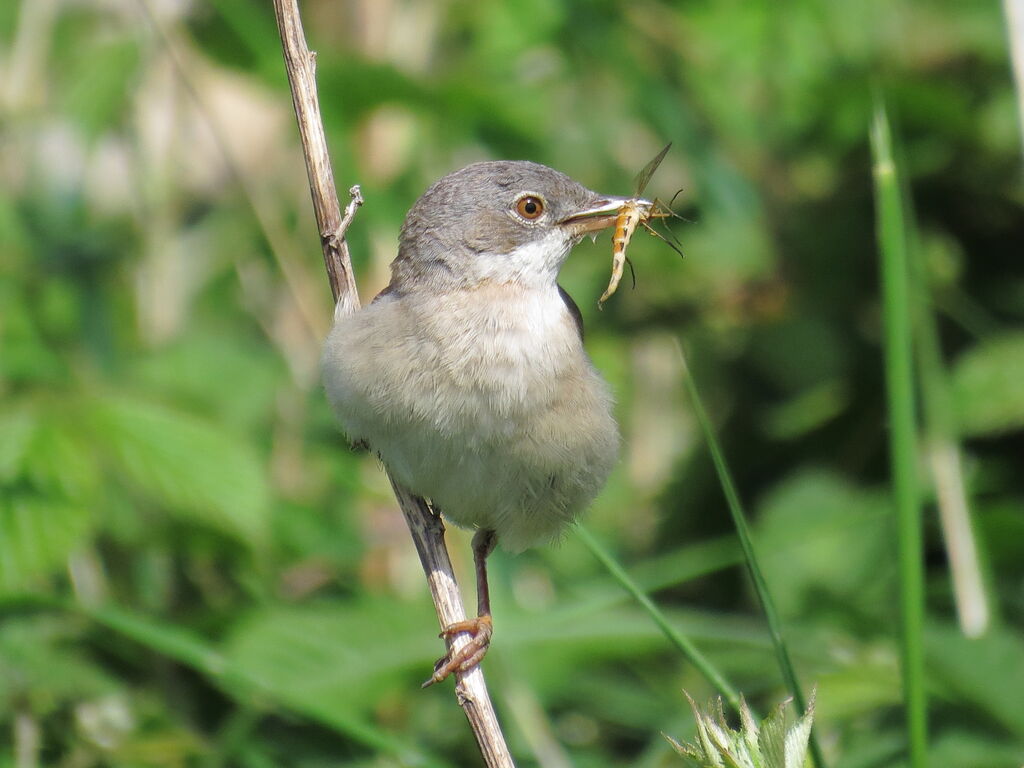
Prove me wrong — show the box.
[632,142,672,196]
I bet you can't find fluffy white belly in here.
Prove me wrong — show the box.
[322,283,618,551]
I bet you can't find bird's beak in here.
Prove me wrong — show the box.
[558,196,652,235]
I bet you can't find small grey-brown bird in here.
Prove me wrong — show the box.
[322,160,639,684]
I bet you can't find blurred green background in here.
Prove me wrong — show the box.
[2,0,1023,766]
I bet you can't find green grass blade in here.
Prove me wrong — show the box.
[576,525,742,712]
[870,94,928,768]
[569,535,742,616]
[674,342,826,768]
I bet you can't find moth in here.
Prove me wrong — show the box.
[599,142,683,306]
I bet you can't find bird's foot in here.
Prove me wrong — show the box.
[422,615,493,688]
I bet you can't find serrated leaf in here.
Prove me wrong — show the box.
[783,691,815,768]
[952,333,1024,436]
[705,717,737,764]
[686,691,726,768]
[90,397,269,546]
[740,697,761,767]
[758,702,788,768]
[670,693,816,768]
[666,732,697,758]
[0,404,36,482]
[707,696,756,768]
[0,287,66,383]
[24,416,101,502]
[0,496,94,595]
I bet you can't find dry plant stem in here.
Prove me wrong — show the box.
[390,483,515,767]
[273,0,359,316]
[272,0,515,765]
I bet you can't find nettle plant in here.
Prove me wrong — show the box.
[667,691,816,768]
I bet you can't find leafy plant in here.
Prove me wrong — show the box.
[1,0,1022,764]
[667,691,816,768]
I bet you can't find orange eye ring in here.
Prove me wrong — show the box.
[515,195,544,220]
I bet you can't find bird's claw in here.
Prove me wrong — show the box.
[422,615,493,687]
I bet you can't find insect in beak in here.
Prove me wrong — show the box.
[559,196,649,236]
[596,142,683,307]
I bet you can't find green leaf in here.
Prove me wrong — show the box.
[0,495,94,595]
[90,397,270,546]
[758,701,787,768]
[951,333,1024,436]
[926,624,1024,738]
[0,617,115,716]
[128,332,283,434]
[0,286,66,384]
[928,730,1024,768]
[223,600,437,713]
[687,691,726,767]
[24,413,101,502]
[84,603,443,766]
[0,404,36,483]
[670,693,816,768]
[739,698,762,768]
[755,469,891,619]
[783,690,815,768]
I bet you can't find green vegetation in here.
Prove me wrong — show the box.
[2,1,1023,766]
[666,691,815,768]
[870,97,926,768]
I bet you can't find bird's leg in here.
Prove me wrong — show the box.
[422,529,497,687]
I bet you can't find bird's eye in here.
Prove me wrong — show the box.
[515,195,544,220]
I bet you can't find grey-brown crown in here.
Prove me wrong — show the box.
[389,161,607,292]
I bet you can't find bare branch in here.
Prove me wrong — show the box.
[272,0,358,314]
[339,185,365,242]
[389,483,516,766]
[272,1,515,765]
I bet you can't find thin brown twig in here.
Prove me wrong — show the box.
[271,1,515,765]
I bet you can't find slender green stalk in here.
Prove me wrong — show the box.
[576,526,741,712]
[870,95,928,768]
[674,343,826,768]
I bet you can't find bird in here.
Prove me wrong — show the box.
[321,160,636,685]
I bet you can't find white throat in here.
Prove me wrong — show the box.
[469,229,573,289]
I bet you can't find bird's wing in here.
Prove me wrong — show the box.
[558,284,584,343]
[372,283,399,304]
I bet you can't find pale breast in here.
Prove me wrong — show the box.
[321,282,618,550]
[420,284,582,428]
